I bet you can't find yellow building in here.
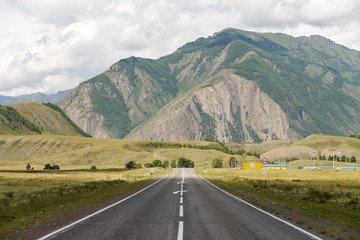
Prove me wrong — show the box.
[265,164,287,169]
[242,161,263,169]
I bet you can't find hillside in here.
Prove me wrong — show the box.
[59,28,360,142]
[0,134,359,170]
[227,134,360,162]
[0,102,90,137]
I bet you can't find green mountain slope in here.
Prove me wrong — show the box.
[59,28,360,142]
[0,101,91,137]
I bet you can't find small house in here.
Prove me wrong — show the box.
[242,161,263,169]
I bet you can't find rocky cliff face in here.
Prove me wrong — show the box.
[58,28,360,142]
[127,71,299,142]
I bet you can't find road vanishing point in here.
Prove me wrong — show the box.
[38,168,323,240]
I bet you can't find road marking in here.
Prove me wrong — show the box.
[172,190,187,195]
[38,175,169,240]
[191,168,195,175]
[177,221,184,240]
[179,205,183,217]
[182,168,184,183]
[199,176,323,240]
[180,197,183,204]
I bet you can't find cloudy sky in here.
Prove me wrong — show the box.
[1,0,360,96]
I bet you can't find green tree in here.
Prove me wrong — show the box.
[152,159,163,167]
[177,157,194,168]
[53,165,60,170]
[162,160,169,168]
[229,156,236,168]
[178,157,186,168]
[125,161,137,169]
[171,159,177,168]
[212,158,223,168]
[350,156,357,163]
[26,163,31,170]
[144,163,154,168]
[44,164,51,170]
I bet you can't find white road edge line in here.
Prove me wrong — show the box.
[37,175,169,240]
[177,221,184,240]
[198,175,323,240]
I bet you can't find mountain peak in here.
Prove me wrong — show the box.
[59,28,360,142]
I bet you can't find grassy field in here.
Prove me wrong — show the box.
[0,135,255,169]
[227,134,360,162]
[0,168,169,237]
[1,134,360,238]
[198,168,360,235]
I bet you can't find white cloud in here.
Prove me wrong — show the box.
[1,0,360,96]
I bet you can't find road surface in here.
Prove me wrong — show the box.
[39,168,322,240]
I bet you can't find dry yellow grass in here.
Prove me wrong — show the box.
[0,168,168,197]
[199,168,360,185]
[0,135,245,169]
[227,134,360,161]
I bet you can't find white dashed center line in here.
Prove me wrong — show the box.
[179,205,183,217]
[176,168,186,240]
[177,221,184,240]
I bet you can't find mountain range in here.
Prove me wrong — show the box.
[0,90,71,105]
[58,28,360,142]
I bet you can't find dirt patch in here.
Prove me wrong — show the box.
[212,179,360,240]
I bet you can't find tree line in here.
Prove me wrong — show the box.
[141,140,260,158]
[125,157,195,169]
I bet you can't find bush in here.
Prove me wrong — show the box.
[170,159,177,168]
[125,161,137,169]
[177,157,195,168]
[44,164,60,170]
[26,163,31,170]
[212,158,223,168]
[162,160,169,168]
[144,163,154,168]
[152,159,163,167]
[90,165,97,170]
[229,156,236,168]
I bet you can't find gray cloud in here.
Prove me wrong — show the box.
[1,0,360,96]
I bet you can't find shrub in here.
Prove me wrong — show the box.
[229,156,236,168]
[212,158,223,168]
[26,163,31,170]
[170,159,177,168]
[125,161,137,169]
[152,159,163,167]
[177,157,195,168]
[90,165,97,170]
[144,163,154,168]
[44,164,60,170]
[162,160,169,168]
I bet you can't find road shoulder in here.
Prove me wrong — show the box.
[204,177,360,240]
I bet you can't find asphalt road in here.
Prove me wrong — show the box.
[39,168,322,240]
